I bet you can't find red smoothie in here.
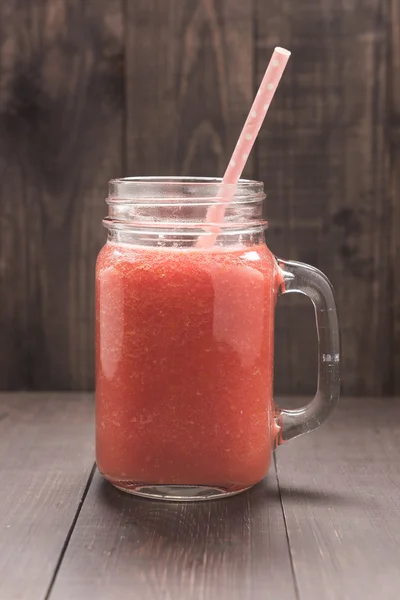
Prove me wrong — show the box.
[96,241,280,492]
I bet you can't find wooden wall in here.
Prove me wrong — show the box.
[0,0,398,395]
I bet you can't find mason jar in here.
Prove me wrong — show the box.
[95,177,340,501]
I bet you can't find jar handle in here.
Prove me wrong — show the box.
[274,259,341,445]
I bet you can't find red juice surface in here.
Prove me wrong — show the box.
[96,242,279,489]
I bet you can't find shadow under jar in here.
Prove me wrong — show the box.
[96,177,340,501]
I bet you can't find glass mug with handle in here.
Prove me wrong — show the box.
[96,177,340,501]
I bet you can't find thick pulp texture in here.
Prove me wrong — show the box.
[96,242,279,489]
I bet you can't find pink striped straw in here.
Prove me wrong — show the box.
[198,47,291,248]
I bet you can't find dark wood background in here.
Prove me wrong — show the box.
[0,0,398,395]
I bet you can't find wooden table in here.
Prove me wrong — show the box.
[1,394,399,600]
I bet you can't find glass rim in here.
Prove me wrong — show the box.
[109,176,264,188]
[104,175,267,229]
[108,176,265,203]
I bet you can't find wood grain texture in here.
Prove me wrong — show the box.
[126,0,254,178]
[48,470,296,600]
[3,394,400,599]
[0,0,124,390]
[0,393,94,600]
[276,396,400,600]
[391,0,400,392]
[255,0,392,395]
[0,0,398,394]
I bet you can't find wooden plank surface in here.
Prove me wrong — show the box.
[0,0,398,395]
[276,396,400,600]
[2,394,400,599]
[255,0,392,395]
[0,0,123,390]
[391,0,400,392]
[126,0,254,178]
[0,393,94,600]
[48,470,296,600]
